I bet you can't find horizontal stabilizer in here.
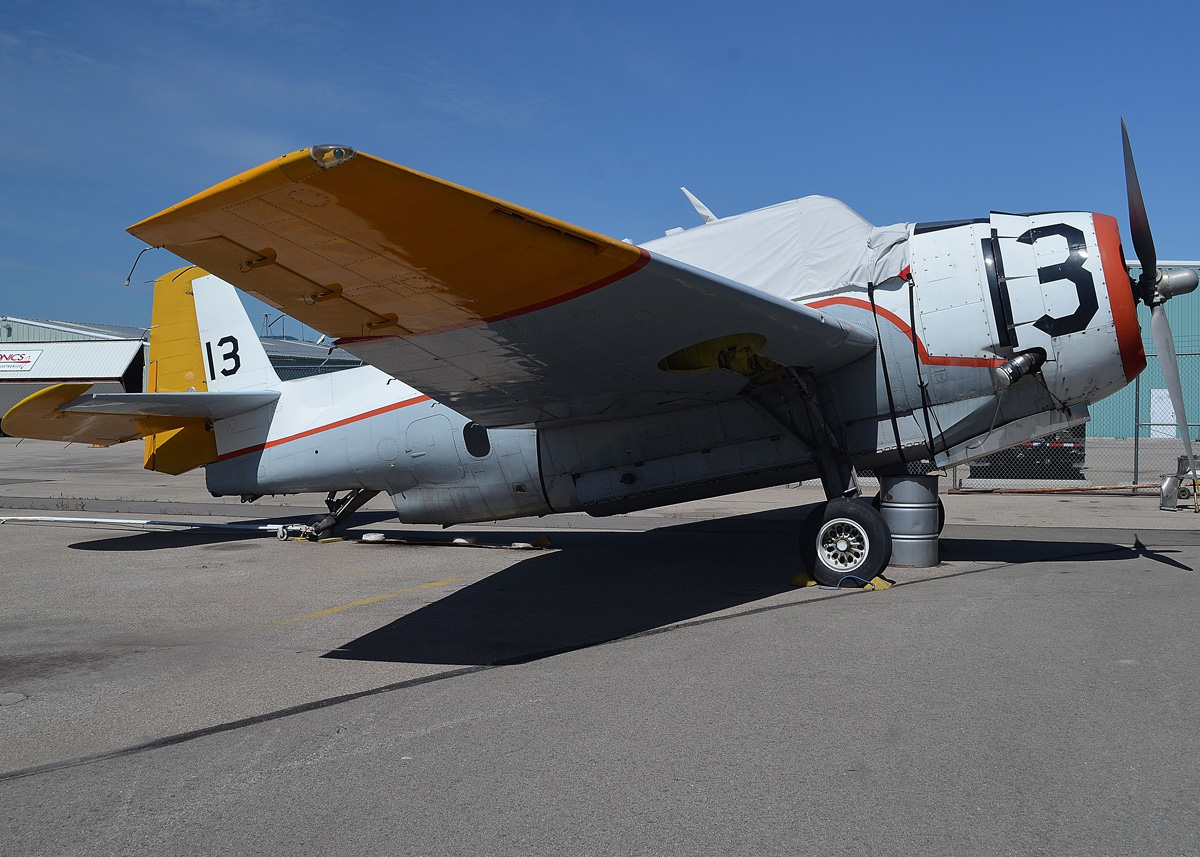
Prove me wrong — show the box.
[63,390,279,419]
[2,384,278,446]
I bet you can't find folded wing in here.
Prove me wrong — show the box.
[129,146,876,427]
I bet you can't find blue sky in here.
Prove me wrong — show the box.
[3,0,1199,335]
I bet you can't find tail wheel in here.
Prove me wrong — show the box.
[801,498,892,587]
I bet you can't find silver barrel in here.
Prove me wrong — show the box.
[878,474,940,567]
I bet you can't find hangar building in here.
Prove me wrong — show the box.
[0,316,361,433]
[1087,264,1200,440]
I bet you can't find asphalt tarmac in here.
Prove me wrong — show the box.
[2,438,1199,856]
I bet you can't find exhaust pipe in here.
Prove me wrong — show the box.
[994,349,1046,388]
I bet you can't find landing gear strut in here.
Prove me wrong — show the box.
[746,369,891,586]
[307,488,380,540]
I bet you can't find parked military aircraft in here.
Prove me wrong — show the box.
[5,120,1195,586]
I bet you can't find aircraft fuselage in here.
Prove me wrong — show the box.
[203,208,1142,523]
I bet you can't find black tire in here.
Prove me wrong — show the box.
[801,498,892,587]
[308,513,337,541]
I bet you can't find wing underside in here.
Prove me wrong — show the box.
[129,146,876,427]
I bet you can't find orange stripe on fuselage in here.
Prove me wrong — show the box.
[1092,213,1145,382]
[807,297,1004,368]
[216,394,431,462]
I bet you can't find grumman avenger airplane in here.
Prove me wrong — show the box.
[5,120,1197,586]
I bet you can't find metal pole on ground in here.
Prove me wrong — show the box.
[1133,372,1141,487]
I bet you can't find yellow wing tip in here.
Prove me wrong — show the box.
[2,383,95,438]
[127,148,321,238]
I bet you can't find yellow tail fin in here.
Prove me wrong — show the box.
[143,267,219,475]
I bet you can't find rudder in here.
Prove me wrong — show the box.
[143,267,279,473]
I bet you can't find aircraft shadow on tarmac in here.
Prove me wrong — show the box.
[59,506,1188,666]
[323,509,1187,667]
[938,533,1192,570]
[324,522,799,667]
[69,530,268,550]
[64,511,398,551]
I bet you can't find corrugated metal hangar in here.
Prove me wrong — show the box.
[0,316,361,434]
[1087,264,1200,440]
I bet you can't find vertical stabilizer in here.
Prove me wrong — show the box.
[191,273,281,392]
[142,267,279,473]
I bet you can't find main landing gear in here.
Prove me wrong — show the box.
[745,368,893,587]
[800,475,946,584]
[800,497,892,586]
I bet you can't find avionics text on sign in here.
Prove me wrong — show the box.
[0,350,42,371]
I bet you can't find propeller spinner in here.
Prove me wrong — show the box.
[1121,118,1199,488]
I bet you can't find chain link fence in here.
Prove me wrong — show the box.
[953,352,1199,492]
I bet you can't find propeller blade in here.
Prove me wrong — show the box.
[1150,303,1196,478]
[1122,117,1157,278]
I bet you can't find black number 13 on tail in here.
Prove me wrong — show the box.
[204,336,241,380]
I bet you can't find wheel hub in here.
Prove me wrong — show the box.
[817,518,869,572]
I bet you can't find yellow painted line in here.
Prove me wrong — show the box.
[328,570,424,579]
[270,578,463,628]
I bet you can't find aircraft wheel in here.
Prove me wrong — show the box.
[308,513,337,540]
[801,498,891,587]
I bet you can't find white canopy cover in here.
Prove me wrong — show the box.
[641,196,912,302]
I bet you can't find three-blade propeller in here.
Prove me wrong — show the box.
[1121,117,1199,481]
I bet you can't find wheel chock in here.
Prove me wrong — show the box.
[793,571,894,589]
